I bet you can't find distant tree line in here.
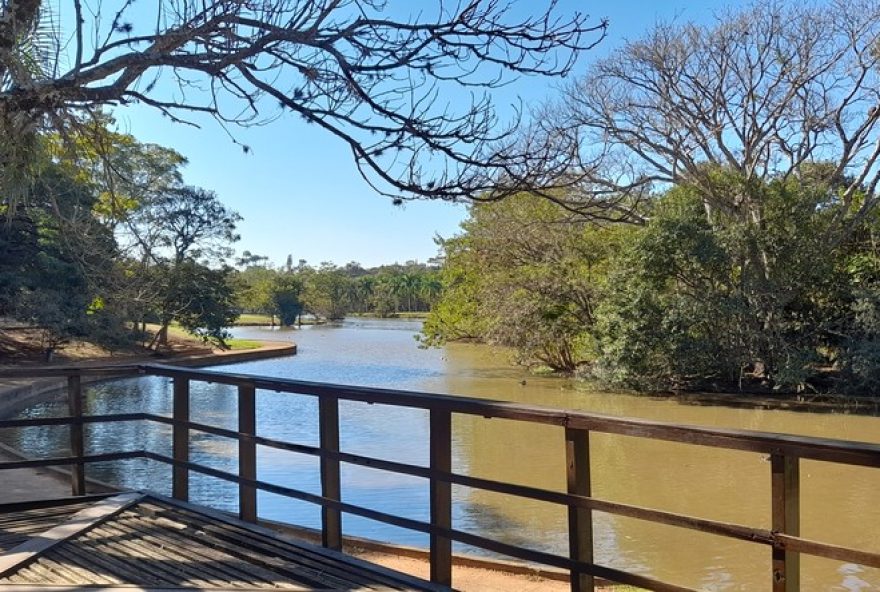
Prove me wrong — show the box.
[232,259,442,325]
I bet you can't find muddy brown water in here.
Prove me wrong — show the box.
[3,319,878,590]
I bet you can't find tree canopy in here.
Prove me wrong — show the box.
[0,1,606,203]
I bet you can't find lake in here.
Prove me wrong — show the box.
[3,318,879,590]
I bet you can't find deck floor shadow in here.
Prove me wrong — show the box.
[0,493,444,592]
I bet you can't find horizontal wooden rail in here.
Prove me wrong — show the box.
[3,363,880,591]
[0,414,148,429]
[0,451,143,470]
[132,414,880,570]
[0,366,142,379]
[140,363,880,468]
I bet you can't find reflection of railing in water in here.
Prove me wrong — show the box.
[0,364,878,592]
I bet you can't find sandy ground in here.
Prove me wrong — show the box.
[359,552,573,591]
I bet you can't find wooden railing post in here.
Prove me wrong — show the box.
[319,396,342,550]
[67,373,85,496]
[565,427,593,592]
[771,454,800,592]
[238,383,257,523]
[172,377,190,502]
[429,409,453,587]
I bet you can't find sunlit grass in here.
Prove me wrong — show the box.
[224,338,263,350]
[235,313,274,325]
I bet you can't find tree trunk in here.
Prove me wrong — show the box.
[157,323,169,348]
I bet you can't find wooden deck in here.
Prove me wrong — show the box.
[0,493,443,591]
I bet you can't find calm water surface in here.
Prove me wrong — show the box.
[5,318,880,590]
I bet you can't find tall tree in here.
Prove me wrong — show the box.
[544,0,880,230]
[130,186,241,347]
[423,194,623,371]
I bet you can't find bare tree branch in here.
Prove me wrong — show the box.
[0,0,607,202]
[543,0,880,236]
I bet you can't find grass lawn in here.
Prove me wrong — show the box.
[224,338,263,350]
[349,312,428,319]
[235,313,274,325]
[146,324,266,351]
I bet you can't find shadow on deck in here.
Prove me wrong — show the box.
[0,493,442,591]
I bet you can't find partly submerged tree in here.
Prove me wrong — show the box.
[0,1,606,204]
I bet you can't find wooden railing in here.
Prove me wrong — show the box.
[1,363,879,591]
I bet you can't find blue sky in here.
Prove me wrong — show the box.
[112,1,733,268]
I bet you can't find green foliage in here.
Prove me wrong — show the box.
[302,264,351,320]
[424,174,880,394]
[596,177,855,391]
[1,150,128,356]
[272,275,304,326]
[422,194,625,372]
[162,263,238,347]
[1,118,242,355]
[232,259,441,323]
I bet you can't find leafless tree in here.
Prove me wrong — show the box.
[0,1,606,202]
[548,0,880,232]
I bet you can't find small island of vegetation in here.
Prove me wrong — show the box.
[422,1,880,398]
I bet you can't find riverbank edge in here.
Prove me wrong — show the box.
[0,340,296,418]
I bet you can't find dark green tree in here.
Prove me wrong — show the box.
[272,275,305,327]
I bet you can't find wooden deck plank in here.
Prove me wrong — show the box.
[0,499,105,548]
[0,494,443,592]
[0,493,144,578]
[0,586,419,591]
[127,512,372,590]
[132,504,387,589]
[47,547,127,585]
[107,514,284,588]
[138,495,445,591]
[82,525,224,589]
[38,554,117,586]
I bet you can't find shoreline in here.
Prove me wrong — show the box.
[0,340,296,419]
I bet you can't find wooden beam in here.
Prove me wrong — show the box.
[0,493,144,578]
[238,383,257,523]
[429,409,452,587]
[318,396,342,550]
[0,494,113,515]
[67,374,85,496]
[140,363,880,468]
[172,377,189,502]
[0,585,415,591]
[565,428,593,592]
[771,454,800,592]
